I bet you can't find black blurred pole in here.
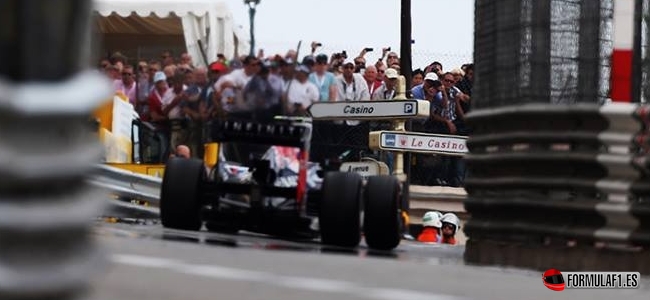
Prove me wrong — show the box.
[0,0,92,81]
[0,1,107,299]
[400,0,413,218]
[248,5,256,57]
[400,0,413,88]
[244,0,260,57]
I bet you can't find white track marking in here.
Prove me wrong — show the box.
[112,254,469,300]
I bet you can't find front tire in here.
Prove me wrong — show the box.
[364,175,401,250]
[319,172,363,248]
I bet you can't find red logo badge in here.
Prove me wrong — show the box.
[543,269,565,291]
[399,136,408,146]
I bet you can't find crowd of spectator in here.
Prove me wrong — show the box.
[99,43,474,187]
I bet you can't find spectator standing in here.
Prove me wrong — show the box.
[411,69,424,88]
[372,67,400,173]
[455,63,473,115]
[336,60,370,102]
[243,62,275,121]
[181,67,208,157]
[385,51,399,67]
[161,50,175,67]
[286,64,319,116]
[308,54,338,102]
[372,68,399,100]
[363,65,383,99]
[113,65,137,106]
[336,60,370,127]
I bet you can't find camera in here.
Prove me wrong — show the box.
[364,48,373,52]
[385,47,391,51]
[341,51,347,59]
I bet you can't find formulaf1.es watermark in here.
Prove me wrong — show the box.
[543,268,640,291]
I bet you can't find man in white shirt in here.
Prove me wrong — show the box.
[219,55,261,115]
[228,55,259,90]
[336,60,370,125]
[336,60,370,101]
[286,64,319,116]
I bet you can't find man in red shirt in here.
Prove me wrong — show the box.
[440,213,461,245]
[417,211,443,243]
[146,71,169,123]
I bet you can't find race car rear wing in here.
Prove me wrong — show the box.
[210,118,313,149]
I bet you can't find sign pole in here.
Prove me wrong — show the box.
[391,76,408,183]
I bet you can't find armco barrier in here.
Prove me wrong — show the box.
[409,185,467,220]
[463,103,650,274]
[89,164,162,205]
[0,1,112,298]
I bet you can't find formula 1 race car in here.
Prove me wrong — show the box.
[159,117,403,250]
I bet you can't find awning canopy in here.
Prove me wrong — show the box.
[93,0,249,66]
[94,0,229,18]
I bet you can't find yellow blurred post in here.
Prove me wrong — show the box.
[390,76,410,236]
[93,92,128,132]
[203,142,220,169]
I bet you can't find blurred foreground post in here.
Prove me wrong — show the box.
[464,0,650,274]
[0,0,112,299]
[399,0,412,225]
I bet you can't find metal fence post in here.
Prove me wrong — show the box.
[0,0,113,299]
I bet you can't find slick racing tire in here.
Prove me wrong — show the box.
[364,175,401,250]
[160,157,204,231]
[319,172,362,248]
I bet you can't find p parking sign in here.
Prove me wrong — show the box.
[403,103,413,114]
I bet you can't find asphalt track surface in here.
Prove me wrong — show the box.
[88,219,650,300]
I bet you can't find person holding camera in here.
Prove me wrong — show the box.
[409,73,452,185]
[336,60,370,102]
[329,52,346,75]
[353,47,374,74]
[425,61,444,78]
[286,64,319,116]
[385,51,399,67]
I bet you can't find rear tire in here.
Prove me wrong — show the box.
[364,175,401,250]
[319,172,362,248]
[160,158,204,231]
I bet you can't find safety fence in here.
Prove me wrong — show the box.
[309,120,391,168]
[463,103,650,274]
